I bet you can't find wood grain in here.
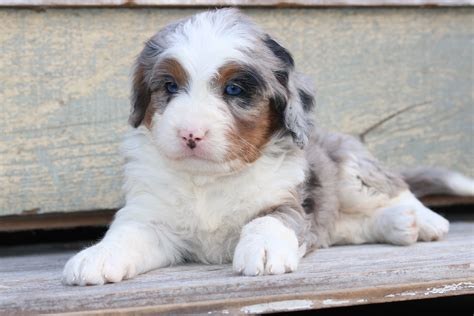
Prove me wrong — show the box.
[0,8,473,216]
[0,0,473,7]
[0,222,472,315]
[0,210,115,232]
[422,195,474,207]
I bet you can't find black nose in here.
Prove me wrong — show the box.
[187,139,196,149]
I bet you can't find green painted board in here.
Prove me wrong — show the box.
[0,8,473,216]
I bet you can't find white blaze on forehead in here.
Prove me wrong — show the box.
[163,11,257,83]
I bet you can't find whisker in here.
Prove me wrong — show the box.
[231,133,263,157]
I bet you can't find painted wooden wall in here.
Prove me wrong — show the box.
[1,8,473,216]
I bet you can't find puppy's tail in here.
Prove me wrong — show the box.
[401,167,474,198]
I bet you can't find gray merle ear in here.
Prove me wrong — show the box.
[128,39,163,128]
[264,35,315,148]
[283,74,315,148]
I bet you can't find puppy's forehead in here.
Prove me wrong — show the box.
[162,13,258,79]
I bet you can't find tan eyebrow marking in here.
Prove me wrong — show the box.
[216,62,242,87]
[154,58,189,87]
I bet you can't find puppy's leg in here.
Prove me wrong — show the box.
[372,192,449,244]
[233,205,309,276]
[331,204,419,246]
[331,191,449,246]
[319,132,449,246]
[62,208,178,286]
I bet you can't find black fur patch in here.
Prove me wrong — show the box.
[274,70,289,90]
[298,89,315,112]
[269,94,286,115]
[269,94,288,128]
[264,35,294,69]
[302,197,315,214]
[131,86,151,128]
[306,169,321,189]
[302,170,322,214]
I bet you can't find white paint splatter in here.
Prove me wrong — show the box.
[424,282,474,296]
[385,282,474,299]
[241,300,313,314]
[206,309,230,315]
[385,291,417,298]
[322,299,350,306]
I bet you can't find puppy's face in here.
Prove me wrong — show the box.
[145,57,277,165]
[129,9,315,172]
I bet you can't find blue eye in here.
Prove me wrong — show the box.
[224,84,242,96]
[165,82,179,94]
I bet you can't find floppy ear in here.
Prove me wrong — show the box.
[284,73,315,148]
[128,36,166,127]
[129,62,151,128]
[264,35,315,148]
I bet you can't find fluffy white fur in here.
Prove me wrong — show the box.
[62,9,467,285]
[64,128,306,284]
[233,216,301,276]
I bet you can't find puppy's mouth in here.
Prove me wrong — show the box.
[168,147,222,163]
[180,150,215,161]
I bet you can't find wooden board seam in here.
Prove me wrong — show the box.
[0,210,116,232]
[0,195,471,232]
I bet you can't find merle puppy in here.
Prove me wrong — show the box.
[63,9,473,285]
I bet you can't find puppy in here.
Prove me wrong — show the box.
[63,9,473,285]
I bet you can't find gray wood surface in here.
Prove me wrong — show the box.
[1,0,472,7]
[1,8,473,216]
[0,222,472,315]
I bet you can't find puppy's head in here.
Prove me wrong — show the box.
[129,9,315,172]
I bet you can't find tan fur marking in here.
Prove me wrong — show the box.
[157,58,188,87]
[143,104,155,129]
[227,101,281,163]
[216,62,242,87]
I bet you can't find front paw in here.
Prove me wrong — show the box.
[62,242,138,286]
[233,217,300,276]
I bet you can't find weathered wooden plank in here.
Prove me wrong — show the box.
[0,195,468,232]
[422,195,474,207]
[1,0,473,7]
[0,210,115,231]
[0,8,473,216]
[0,222,472,315]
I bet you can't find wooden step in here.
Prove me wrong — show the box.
[0,222,472,314]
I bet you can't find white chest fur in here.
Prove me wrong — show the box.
[119,128,306,263]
